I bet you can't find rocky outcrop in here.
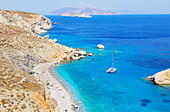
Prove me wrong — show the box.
[88,52,94,56]
[145,69,170,85]
[0,9,53,34]
[53,22,60,24]
[56,48,94,63]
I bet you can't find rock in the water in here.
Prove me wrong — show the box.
[145,69,170,85]
[79,51,86,55]
[88,52,93,56]
[97,44,104,49]
[75,48,81,51]
[72,56,80,60]
[79,55,85,59]
[53,22,60,24]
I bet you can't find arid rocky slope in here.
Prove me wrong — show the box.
[0,9,69,112]
[0,9,53,34]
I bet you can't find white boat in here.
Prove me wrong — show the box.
[107,53,116,73]
[107,67,116,73]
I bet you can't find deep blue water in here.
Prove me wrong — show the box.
[41,15,170,112]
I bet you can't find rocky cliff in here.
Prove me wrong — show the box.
[0,9,70,112]
[0,9,53,34]
[145,69,170,85]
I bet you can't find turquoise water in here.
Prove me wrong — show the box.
[41,15,170,112]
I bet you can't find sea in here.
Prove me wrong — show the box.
[40,15,170,112]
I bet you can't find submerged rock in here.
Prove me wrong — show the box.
[140,99,151,107]
[141,103,147,107]
[140,99,151,103]
[160,93,167,96]
[145,69,170,85]
[163,99,170,103]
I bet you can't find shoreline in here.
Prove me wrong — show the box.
[33,63,77,112]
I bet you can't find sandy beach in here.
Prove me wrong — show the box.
[33,63,76,112]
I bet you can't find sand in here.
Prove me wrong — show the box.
[33,63,76,112]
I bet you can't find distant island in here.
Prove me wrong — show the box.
[49,7,118,18]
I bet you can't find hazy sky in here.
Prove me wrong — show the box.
[0,0,170,14]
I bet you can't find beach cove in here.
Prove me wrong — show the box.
[41,15,170,112]
[33,63,78,112]
[0,9,86,112]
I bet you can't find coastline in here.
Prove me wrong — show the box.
[0,8,87,112]
[33,63,76,112]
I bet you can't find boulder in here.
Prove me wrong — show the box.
[48,38,57,43]
[75,51,79,54]
[78,51,86,55]
[88,52,93,56]
[63,53,67,60]
[72,56,80,60]
[97,44,105,49]
[44,35,50,39]
[79,55,85,59]
[75,48,81,51]
[145,69,170,85]
[48,39,53,42]
[74,54,79,57]
[53,38,57,43]
[53,22,60,24]
[67,52,74,60]
[82,48,87,51]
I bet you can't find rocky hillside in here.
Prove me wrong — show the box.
[0,9,53,34]
[0,9,70,112]
[50,7,117,17]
